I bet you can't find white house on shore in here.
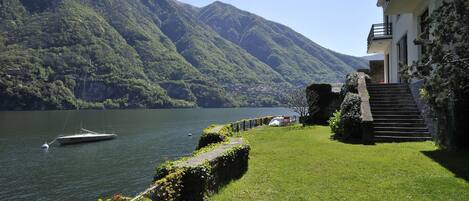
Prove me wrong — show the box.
[367,0,445,83]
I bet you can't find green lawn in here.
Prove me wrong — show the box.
[210,125,469,201]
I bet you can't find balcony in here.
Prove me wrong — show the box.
[378,0,425,15]
[367,23,392,54]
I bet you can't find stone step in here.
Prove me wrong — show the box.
[373,122,427,127]
[374,127,429,132]
[367,83,432,143]
[368,87,409,90]
[368,83,407,86]
[372,111,421,115]
[369,91,412,95]
[373,114,422,119]
[369,93,412,97]
[374,130,431,137]
[370,100,415,103]
[369,92,413,95]
[367,86,409,90]
[374,119,425,123]
[368,84,408,87]
[368,88,410,91]
[371,108,420,112]
[368,89,411,93]
[374,135,433,142]
[368,89,409,92]
[370,98,415,101]
[370,103,417,107]
[370,105,418,109]
[370,102,417,108]
[370,94,414,97]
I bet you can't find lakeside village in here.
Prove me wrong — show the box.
[102,0,469,200]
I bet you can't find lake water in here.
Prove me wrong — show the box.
[0,108,294,201]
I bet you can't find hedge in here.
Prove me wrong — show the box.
[117,116,275,201]
[198,116,274,149]
[339,93,362,139]
[328,93,362,140]
[341,72,360,95]
[305,84,342,125]
[197,124,233,149]
[143,141,250,201]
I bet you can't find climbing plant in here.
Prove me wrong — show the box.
[410,0,469,149]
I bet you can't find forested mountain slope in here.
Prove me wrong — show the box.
[0,0,366,110]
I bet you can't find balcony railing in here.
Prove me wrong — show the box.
[367,23,392,50]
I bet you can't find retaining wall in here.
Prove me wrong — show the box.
[125,116,275,201]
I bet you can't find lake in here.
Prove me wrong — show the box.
[0,108,294,201]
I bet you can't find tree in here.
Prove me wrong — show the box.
[409,0,469,149]
[285,88,319,125]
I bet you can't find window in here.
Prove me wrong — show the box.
[397,34,408,83]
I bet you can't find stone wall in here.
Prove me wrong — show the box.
[409,79,437,138]
[357,72,373,144]
[126,116,276,201]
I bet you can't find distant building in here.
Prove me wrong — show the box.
[367,0,445,83]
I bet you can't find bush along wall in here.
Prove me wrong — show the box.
[197,124,233,149]
[329,72,369,142]
[341,72,360,96]
[138,140,250,201]
[339,93,362,139]
[125,116,274,201]
[197,116,273,150]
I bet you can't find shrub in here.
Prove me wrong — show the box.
[341,72,359,95]
[150,169,185,201]
[149,143,250,201]
[197,124,233,149]
[339,93,362,139]
[328,110,342,136]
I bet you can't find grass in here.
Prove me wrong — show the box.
[210,125,469,201]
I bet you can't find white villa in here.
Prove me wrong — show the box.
[367,0,445,83]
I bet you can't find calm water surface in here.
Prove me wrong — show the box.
[0,108,294,201]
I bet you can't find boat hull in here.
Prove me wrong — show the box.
[57,135,116,145]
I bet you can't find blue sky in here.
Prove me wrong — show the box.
[178,0,382,57]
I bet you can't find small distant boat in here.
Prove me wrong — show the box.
[268,116,293,127]
[56,128,117,145]
[41,142,49,149]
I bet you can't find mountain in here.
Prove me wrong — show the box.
[0,0,366,110]
[197,1,367,85]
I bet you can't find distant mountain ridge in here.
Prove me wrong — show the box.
[0,0,366,110]
[198,1,366,85]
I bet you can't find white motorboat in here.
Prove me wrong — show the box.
[269,117,285,127]
[56,129,117,145]
[268,116,294,127]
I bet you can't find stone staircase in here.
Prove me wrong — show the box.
[367,83,432,142]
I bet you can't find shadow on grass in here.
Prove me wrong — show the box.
[422,149,469,182]
[330,134,376,145]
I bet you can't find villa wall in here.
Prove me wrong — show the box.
[384,0,442,83]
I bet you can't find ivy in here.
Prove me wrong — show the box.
[410,0,469,149]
